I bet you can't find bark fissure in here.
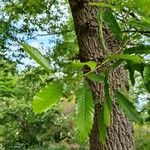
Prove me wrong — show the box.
[68,0,134,149]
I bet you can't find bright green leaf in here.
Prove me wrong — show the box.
[104,101,111,127]
[103,71,112,127]
[32,81,63,113]
[20,42,52,73]
[71,61,96,70]
[107,54,143,64]
[76,81,94,141]
[104,71,112,111]
[86,61,97,69]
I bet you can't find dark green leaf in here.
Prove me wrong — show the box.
[103,11,122,40]
[76,81,94,141]
[144,66,150,92]
[128,67,135,86]
[112,60,123,69]
[145,82,150,93]
[20,42,52,73]
[114,91,143,124]
[87,72,104,83]
[124,45,150,54]
[125,61,145,85]
[129,20,150,37]
[99,110,107,144]
[144,65,150,83]
[32,81,63,113]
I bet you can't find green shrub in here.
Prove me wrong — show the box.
[134,124,150,150]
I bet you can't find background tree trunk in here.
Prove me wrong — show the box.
[68,0,133,149]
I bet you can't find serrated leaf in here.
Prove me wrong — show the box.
[20,42,52,73]
[107,54,143,64]
[87,72,104,83]
[32,81,63,113]
[103,11,122,40]
[114,91,143,124]
[89,2,115,9]
[124,45,150,54]
[103,101,110,127]
[99,110,107,144]
[76,81,94,141]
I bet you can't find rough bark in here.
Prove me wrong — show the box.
[68,0,133,149]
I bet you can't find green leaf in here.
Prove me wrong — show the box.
[144,65,150,83]
[104,71,112,111]
[125,61,145,85]
[124,45,150,54]
[129,68,135,86]
[86,61,97,69]
[114,91,143,124]
[20,42,52,73]
[107,54,143,64]
[104,101,111,127]
[125,62,135,86]
[76,81,94,141]
[89,2,115,9]
[129,20,150,36]
[103,71,112,127]
[71,61,96,70]
[32,81,63,113]
[133,63,145,78]
[87,72,104,83]
[99,110,107,144]
[144,66,150,92]
[103,11,122,40]
[112,60,123,69]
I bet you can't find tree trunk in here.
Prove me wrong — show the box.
[68,0,134,149]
